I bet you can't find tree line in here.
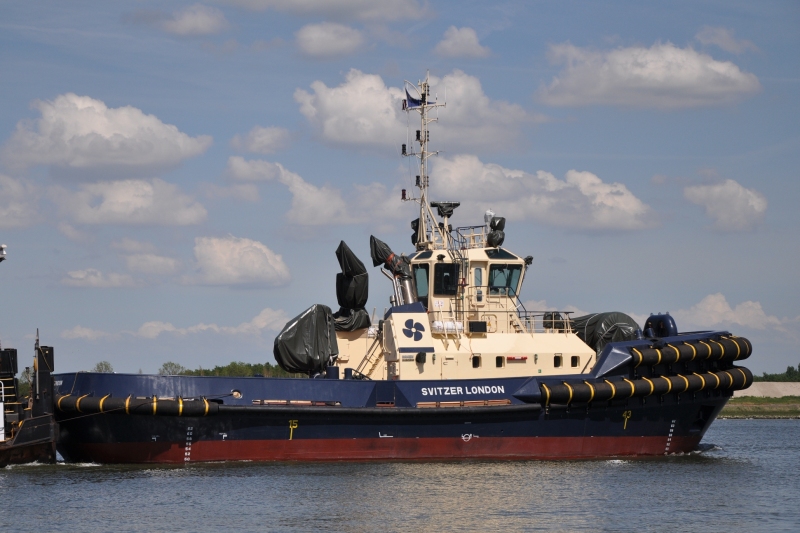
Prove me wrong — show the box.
[753,364,800,382]
[88,360,302,378]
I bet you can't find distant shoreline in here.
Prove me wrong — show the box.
[720,395,800,419]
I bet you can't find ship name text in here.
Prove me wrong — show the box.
[421,385,505,396]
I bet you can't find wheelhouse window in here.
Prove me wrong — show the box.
[433,263,459,296]
[413,264,430,308]
[488,264,522,296]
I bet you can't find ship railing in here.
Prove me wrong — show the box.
[459,286,574,334]
[452,225,488,250]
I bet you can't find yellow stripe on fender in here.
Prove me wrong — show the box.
[686,342,697,361]
[727,337,741,360]
[655,349,662,365]
[677,375,690,393]
[604,380,617,399]
[723,372,734,388]
[710,373,721,389]
[660,376,672,394]
[699,341,712,359]
[75,394,90,413]
[541,384,551,406]
[692,373,707,390]
[584,381,596,403]
[622,378,636,398]
[563,382,574,404]
[152,395,158,416]
[203,398,210,416]
[711,340,725,360]
[125,395,132,414]
[99,394,110,413]
[641,377,655,396]
[57,395,71,412]
[632,348,643,368]
[178,397,184,417]
[735,368,749,387]
[668,344,680,362]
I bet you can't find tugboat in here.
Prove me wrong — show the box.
[0,246,57,466]
[53,74,753,463]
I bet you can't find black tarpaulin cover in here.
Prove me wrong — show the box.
[487,230,505,247]
[333,307,372,331]
[369,235,411,278]
[336,273,368,310]
[335,241,368,309]
[571,312,641,353]
[369,235,392,266]
[336,240,366,277]
[273,304,339,374]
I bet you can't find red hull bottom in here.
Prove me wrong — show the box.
[80,435,702,464]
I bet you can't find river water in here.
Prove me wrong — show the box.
[1,419,797,532]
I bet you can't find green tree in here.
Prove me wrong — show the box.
[17,367,32,397]
[91,361,114,373]
[158,361,188,375]
[755,364,800,382]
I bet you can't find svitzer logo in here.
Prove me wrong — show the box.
[403,319,425,341]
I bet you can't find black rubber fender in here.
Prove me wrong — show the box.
[55,395,219,417]
[630,336,751,368]
[541,366,752,406]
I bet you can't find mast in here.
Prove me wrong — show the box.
[401,72,446,251]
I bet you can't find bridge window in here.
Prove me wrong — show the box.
[554,355,562,368]
[571,356,580,368]
[488,264,522,296]
[433,263,459,296]
[413,264,430,308]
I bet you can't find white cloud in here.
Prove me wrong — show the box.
[0,174,39,229]
[137,307,289,338]
[124,253,182,276]
[431,155,654,230]
[161,4,230,36]
[61,325,114,341]
[2,93,212,170]
[58,222,92,242]
[187,235,290,286]
[673,293,798,334]
[225,0,425,21]
[226,156,408,226]
[226,157,353,224]
[226,155,280,181]
[52,178,207,226]
[294,69,529,152]
[201,182,261,202]
[695,26,757,54]
[62,268,138,288]
[295,22,364,59]
[538,42,761,109]
[684,179,767,231]
[434,26,490,58]
[230,126,290,154]
[111,238,157,254]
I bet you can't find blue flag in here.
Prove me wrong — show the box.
[405,89,423,109]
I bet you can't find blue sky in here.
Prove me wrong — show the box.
[1,0,798,374]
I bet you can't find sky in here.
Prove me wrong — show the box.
[0,0,798,375]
